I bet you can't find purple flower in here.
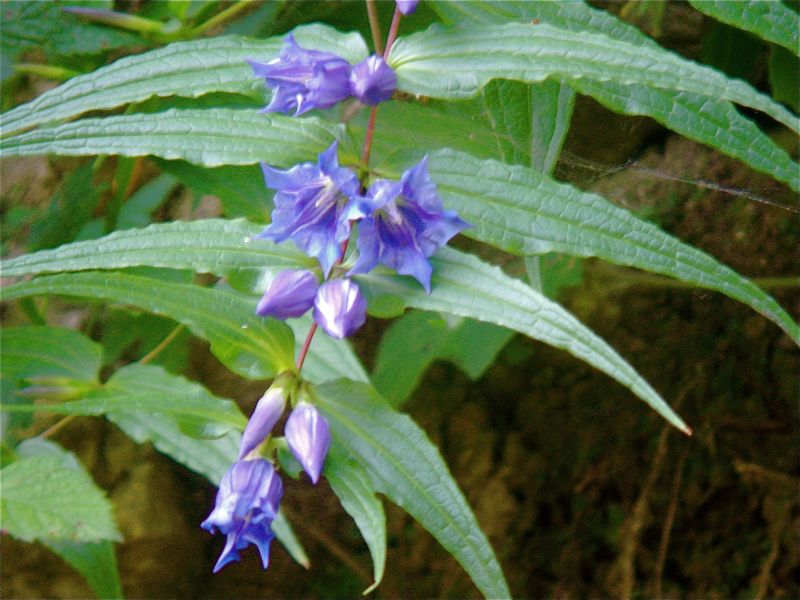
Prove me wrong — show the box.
[350,55,397,106]
[247,34,352,116]
[396,0,420,15]
[239,385,288,459]
[313,278,367,339]
[285,402,331,484]
[201,459,283,572]
[349,157,469,292]
[256,269,319,319]
[258,142,364,276]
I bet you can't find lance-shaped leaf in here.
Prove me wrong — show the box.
[688,0,799,55]
[1,25,369,136]
[388,22,799,133]
[424,150,799,343]
[1,326,102,384]
[0,219,312,281]
[1,272,296,379]
[325,448,386,593]
[430,0,799,191]
[314,379,510,599]
[357,247,689,434]
[0,109,344,168]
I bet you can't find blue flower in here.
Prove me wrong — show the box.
[313,278,367,339]
[256,269,319,320]
[258,142,364,276]
[396,0,420,15]
[239,385,288,459]
[285,401,331,484]
[350,55,396,106]
[247,34,352,116]
[349,157,469,292]
[201,459,283,572]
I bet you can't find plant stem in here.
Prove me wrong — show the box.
[39,415,76,440]
[366,0,384,55]
[384,7,402,60]
[140,324,185,365]
[296,1,402,374]
[191,0,252,36]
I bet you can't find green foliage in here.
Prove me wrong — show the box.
[1,455,121,543]
[315,379,510,599]
[1,1,798,596]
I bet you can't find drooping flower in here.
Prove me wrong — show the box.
[258,142,364,276]
[349,156,469,292]
[201,459,283,572]
[247,34,352,116]
[256,269,319,320]
[285,401,331,484]
[239,384,288,459]
[349,55,397,106]
[396,0,420,15]
[313,278,367,339]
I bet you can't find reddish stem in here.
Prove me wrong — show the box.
[384,7,402,60]
[296,1,402,374]
[296,322,318,370]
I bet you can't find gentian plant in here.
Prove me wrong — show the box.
[1,0,798,597]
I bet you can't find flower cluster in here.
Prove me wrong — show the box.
[248,35,396,116]
[202,378,332,571]
[249,30,469,339]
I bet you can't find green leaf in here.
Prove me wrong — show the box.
[325,448,386,593]
[0,108,344,168]
[270,510,311,570]
[430,0,799,192]
[1,455,121,543]
[7,363,247,439]
[425,150,799,343]
[1,1,142,62]
[358,247,690,433]
[14,438,123,599]
[314,379,510,600]
[570,80,800,192]
[389,22,798,133]
[769,45,800,114]
[45,541,123,600]
[0,326,102,384]
[116,173,178,231]
[0,218,313,282]
[2,272,296,379]
[372,311,512,407]
[529,79,576,174]
[688,0,799,55]
[1,24,368,136]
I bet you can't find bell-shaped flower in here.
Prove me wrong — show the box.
[256,269,319,320]
[239,384,288,459]
[349,156,469,292]
[285,401,331,484]
[201,459,283,572]
[247,34,352,116]
[313,278,367,339]
[349,55,396,106]
[258,142,365,276]
[396,0,420,15]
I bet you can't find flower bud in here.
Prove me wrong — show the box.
[256,269,319,319]
[313,278,367,339]
[239,384,288,459]
[349,55,397,106]
[201,459,283,572]
[284,401,331,484]
[396,0,420,15]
